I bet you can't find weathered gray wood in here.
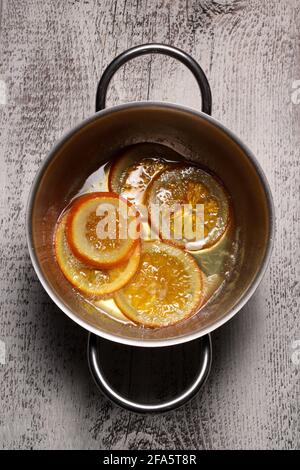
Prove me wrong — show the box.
[0,0,299,450]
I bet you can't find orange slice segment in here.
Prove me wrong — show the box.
[55,214,141,297]
[114,241,203,328]
[108,143,180,206]
[146,165,231,250]
[66,192,140,268]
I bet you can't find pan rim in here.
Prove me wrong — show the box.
[26,101,275,347]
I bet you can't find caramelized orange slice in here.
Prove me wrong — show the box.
[66,192,140,269]
[108,143,180,205]
[114,241,203,328]
[147,165,231,250]
[55,214,141,297]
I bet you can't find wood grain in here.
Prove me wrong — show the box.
[0,0,299,449]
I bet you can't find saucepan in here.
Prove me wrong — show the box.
[26,44,274,412]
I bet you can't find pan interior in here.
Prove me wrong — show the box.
[29,104,272,345]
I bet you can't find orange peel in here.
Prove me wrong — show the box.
[146,165,231,250]
[108,143,179,205]
[66,192,140,269]
[55,213,141,297]
[114,241,203,328]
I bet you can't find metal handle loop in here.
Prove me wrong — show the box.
[96,43,212,114]
[88,333,212,413]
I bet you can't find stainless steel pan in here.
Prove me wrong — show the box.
[26,44,274,412]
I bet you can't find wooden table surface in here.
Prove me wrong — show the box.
[0,0,299,450]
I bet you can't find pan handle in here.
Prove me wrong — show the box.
[87,333,212,413]
[96,43,212,115]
